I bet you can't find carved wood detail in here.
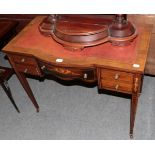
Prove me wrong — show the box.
[133,77,139,93]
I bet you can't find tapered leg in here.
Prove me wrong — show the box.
[130,74,141,139]
[1,80,20,113]
[14,71,39,112]
[130,94,138,139]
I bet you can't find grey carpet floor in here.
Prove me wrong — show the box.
[0,52,155,140]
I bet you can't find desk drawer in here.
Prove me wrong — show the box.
[15,64,41,76]
[10,54,37,66]
[99,68,134,93]
[101,69,133,83]
[100,79,132,93]
[8,54,43,76]
[40,63,96,82]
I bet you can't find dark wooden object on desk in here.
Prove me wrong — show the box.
[2,16,152,138]
[39,14,137,50]
[0,20,18,48]
[0,15,37,33]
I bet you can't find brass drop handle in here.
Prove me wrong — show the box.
[21,58,25,62]
[115,73,119,80]
[41,65,46,70]
[24,68,28,73]
[84,73,87,79]
[115,84,119,90]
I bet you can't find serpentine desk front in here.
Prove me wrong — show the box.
[2,16,152,138]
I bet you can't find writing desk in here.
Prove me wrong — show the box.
[2,16,152,138]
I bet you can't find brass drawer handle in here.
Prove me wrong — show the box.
[24,68,28,73]
[84,73,87,79]
[114,73,119,80]
[21,58,25,62]
[115,84,119,90]
[41,65,46,70]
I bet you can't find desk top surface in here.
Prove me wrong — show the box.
[2,16,152,73]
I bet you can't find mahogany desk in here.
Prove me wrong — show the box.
[2,16,152,138]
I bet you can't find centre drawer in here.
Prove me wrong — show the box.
[39,62,96,81]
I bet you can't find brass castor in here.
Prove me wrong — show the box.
[130,133,134,139]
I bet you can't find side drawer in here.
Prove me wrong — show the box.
[15,63,42,76]
[8,54,43,76]
[9,54,37,66]
[100,79,133,93]
[98,68,134,93]
[101,68,133,84]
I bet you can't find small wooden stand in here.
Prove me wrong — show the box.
[39,14,138,50]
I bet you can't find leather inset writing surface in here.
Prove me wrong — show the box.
[13,18,141,63]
